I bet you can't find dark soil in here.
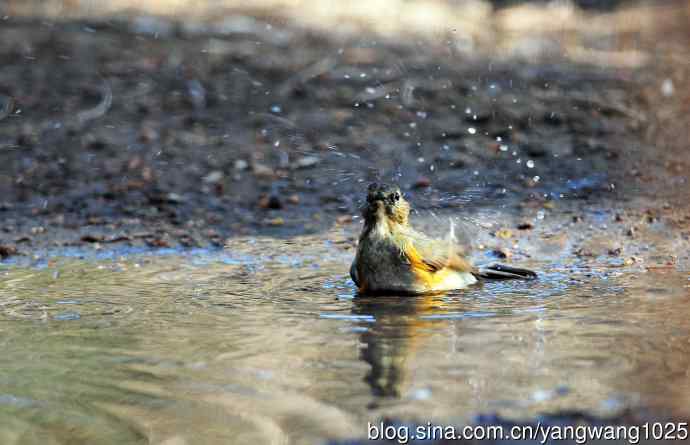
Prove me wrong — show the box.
[0,13,671,258]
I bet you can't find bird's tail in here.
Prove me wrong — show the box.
[476,263,537,280]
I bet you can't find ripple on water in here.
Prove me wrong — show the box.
[1,243,690,443]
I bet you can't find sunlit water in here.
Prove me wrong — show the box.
[1,232,689,444]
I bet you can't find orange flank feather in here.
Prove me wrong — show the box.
[403,241,474,290]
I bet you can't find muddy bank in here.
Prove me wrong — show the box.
[0,4,687,260]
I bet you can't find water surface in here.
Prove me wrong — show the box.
[1,234,689,444]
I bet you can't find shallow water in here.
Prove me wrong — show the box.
[1,233,689,444]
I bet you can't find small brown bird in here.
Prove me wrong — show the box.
[350,183,536,294]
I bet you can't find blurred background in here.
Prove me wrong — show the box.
[1,0,688,250]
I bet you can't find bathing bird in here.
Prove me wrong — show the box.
[350,183,536,294]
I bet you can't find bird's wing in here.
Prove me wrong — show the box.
[401,229,474,274]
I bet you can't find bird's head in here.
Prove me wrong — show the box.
[362,182,410,226]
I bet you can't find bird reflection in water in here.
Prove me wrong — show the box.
[352,293,452,400]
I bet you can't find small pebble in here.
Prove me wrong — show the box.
[493,247,512,259]
[292,156,320,169]
[608,247,622,256]
[413,176,431,188]
[234,159,249,171]
[0,245,18,258]
[252,163,274,178]
[203,170,223,184]
[495,228,513,239]
[517,222,534,230]
[336,215,353,225]
[258,195,282,210]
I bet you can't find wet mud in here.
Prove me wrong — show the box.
[2,3,687,258]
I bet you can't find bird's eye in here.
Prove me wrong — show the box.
[392,192,400,201]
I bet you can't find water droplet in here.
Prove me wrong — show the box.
[526,160,535,168]
[499,144,508,152]
[270,105,282,113]
[537,210,545,220]
[661,78,674,97]
[468,127,476,135]
[533,175,540,182]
